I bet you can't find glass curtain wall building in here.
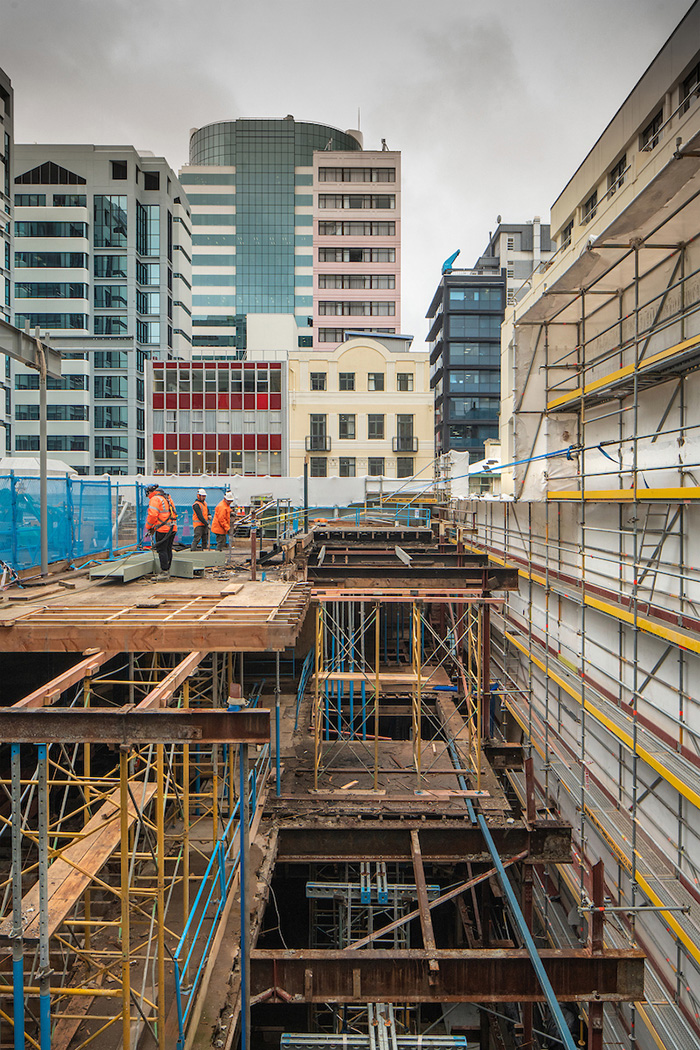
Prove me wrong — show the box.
[427,269,506,460]
[181,118,364,354]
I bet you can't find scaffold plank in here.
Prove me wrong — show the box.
[548,488,700,501]
[0,782,157,941]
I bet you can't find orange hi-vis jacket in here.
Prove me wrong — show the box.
[146,491,178,534]
[211,499,231,536]
[192,497,209,529]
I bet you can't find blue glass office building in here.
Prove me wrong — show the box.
[427,269,506,461]
[181,118,363,352]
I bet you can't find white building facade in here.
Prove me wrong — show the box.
[11,145,192,474]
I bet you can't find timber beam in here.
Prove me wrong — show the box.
[275,822,572,865]
[249,948,645,1003]
[0,707,270,744]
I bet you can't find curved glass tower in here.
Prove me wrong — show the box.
[181,118,363,349]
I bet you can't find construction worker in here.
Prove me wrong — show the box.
[191,488,209,550]
[145,483,178,579]
[211,491,235,552]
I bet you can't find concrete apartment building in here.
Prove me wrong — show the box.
[462,4,700,1046]
[179,118,401,356]
[473,217,554,306]
[10,145,192,474]
[288,333,432,479]
[0,69,13,453]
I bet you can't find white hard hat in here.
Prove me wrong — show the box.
[197,488,207,497]
[225,492,234,502]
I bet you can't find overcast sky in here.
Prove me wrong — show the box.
[3,0,694,343]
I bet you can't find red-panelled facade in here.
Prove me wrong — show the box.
[148,360,286,475]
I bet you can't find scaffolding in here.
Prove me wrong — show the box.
[0,650,270,1050]
[444,145,700,1049]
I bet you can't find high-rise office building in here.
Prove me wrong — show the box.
[0,68,14,453]
[11,145,192,474]
[180,117,401,354]
[426,268,506,461]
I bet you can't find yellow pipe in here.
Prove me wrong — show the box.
[157,743,165,1049]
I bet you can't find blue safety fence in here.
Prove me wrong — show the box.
[0,474,113,573]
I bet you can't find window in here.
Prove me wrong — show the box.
[397,458,414,478]
[15,312,87,330]
[95,376,128,399]
[448,315,501,339]
[368,372,384,391]
[641,109,663,152]
[94,285,127,308]
[681,61,700,113]
[15,283,88,299]
[95,406,128,428]
[94,196,127,247]
[582,190,597,224]
[339,457,356,477]
[561,219,574,249]
[15,161,85,186]
[95,437,129,459]
[111,160,128,180]
[397,373,413,391]
[608,155,627,198]
[339,372,355,391]
[367,457,385,476]
[310,371,327,391]
[318,221,396,236]
[368,414,384,439]
[318,274,396,290]
[339,414,356,439]
[318,194,395,210]
[319,301,395,316]
[15,221,87,238]
[94,351,129,369]
[144,171,160,191]
[318,247,396,263]
[95,255,127,278]
[310,457,327,478]
[16,404,88,421]
[448,287,502,308]
[94,316,128,335]
[14,194,46,207]
[53,193,86,207]
[308,413,328,452]
[318,167,396,183]
[16,252,88,269]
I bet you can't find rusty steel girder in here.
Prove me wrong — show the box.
[275,822,573,865]
[0,707,270,744]
[249,948,645,1003]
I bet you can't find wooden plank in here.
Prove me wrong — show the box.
[217,582,292,608]
[0,781,157,941]
[315,671,421,685]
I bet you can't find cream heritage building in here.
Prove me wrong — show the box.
[288,334,432,479]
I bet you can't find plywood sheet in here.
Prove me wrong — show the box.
[217,583,292,609]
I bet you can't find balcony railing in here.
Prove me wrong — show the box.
[392,436,418,452]
[305,435,331,452]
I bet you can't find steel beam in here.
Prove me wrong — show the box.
[0,317,62,378]
[0,708,270,744]
[276,823,572,865]
[249,948,645,1003]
